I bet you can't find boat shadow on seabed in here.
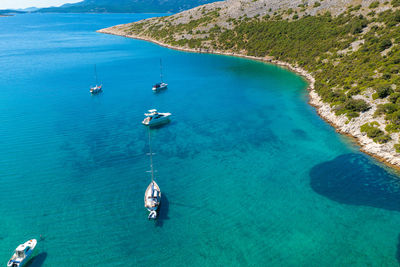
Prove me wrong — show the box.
[148,120,175,130]
[155,193,170,228]
[25,252,47,267]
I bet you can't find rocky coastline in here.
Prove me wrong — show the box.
[98,26,400,171]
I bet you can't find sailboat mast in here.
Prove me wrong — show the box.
[159,58,163,83]
[148,129,155,182]
[94,64,98,85]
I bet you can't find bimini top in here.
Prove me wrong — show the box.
[145,109,159,116]
[16,244,26,252]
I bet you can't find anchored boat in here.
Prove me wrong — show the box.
[90,84,102,94]
[90,64,102,94]
[152,59,168,92]
[7,239,37,267]
[152,82,167,92]
[142,109,171,127]
[144,130,161,220]
[145,180,161,220]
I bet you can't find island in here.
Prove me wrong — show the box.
[99,0,400,169]
[36,0,219,13]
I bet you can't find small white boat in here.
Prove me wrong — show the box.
[7,239,37,267]
[90,64,103,94]
[152,82,168,92]
[142,109,171,127]
[152,59,168,92]
[145,180,161,220]
[90,84,102,94]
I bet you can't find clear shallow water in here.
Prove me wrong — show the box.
[1,13,400,266]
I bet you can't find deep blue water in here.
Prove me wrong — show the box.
[1,13,400,266]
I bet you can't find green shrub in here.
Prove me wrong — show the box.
[389,92,400,103]
[314,2,321,7]
[361,122,383,138]
[392,0,400,7]
[376,85,394,98]
[360,122,390,143]
[386,123,400,132]
[379,38,392,51]
[369,1,380,8]
[349,4,362,11]
[344,98,370,112]
[383,72,391,80]
[349,19,367,34]
[367,127,384,138]
[394,143,400,153]
[386,110,400,125]
[374,134,391,143]
[347,87,361,97]
[347,111,360,118]
[375,103,399,117]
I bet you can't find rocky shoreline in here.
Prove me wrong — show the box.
[98,26,400,171]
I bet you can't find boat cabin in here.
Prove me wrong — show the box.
[15,245,29,257]
[144,109,163,121]
[147,114,164,121]
[148,190,159,200]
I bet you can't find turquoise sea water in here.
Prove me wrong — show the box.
[1,13,400,266]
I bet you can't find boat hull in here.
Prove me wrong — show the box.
[145,181,161,219]
[144,181,161,210]
[90,85,102,94]
[152,83,168,92]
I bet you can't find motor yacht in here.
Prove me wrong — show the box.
[7,239,37,267]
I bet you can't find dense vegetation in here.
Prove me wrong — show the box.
[37,0,219,13]
[126,3,400,149]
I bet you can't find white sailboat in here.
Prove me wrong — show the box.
[144,130,161,220]
[152,59,168,92]
[7,239,37,267]
[90,64,102,94]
